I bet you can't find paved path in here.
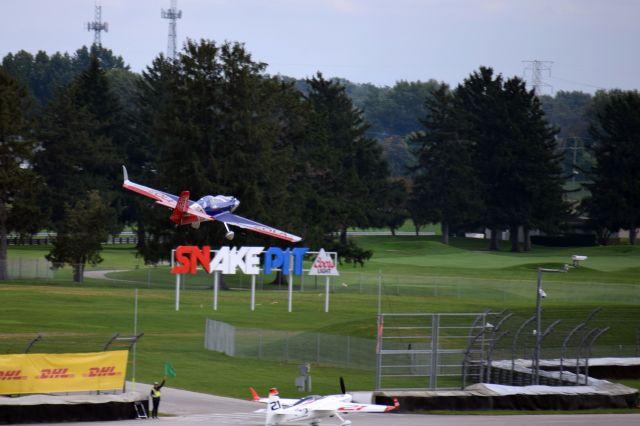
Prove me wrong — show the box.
[83,269,140,283]
[60,383,640,426]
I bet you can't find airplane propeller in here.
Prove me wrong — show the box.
[340,376,346,395]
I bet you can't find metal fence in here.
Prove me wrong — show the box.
[6,233,139,246]
[459,307,631,387]
[375,312,496,390]
[2,258,54,280]
[204,319,376,369]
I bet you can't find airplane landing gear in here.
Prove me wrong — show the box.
[223,223,235,240]
[335,412,351,426]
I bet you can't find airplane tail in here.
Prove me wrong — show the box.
[266,388,283,425]
[250,387,260,401]
[170,191,190,225]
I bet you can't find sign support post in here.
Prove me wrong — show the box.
[175,274,180,311]
[288,272,293,313]
[251,275,256,311]
[324,276,330,312]
[213,271,219,311]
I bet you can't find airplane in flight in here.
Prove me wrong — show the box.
[249,385,399,426]
[122,166,301,243]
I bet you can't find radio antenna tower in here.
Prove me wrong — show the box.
[87,0,109,46]
[162,0,182,60]
[522,60,553,95]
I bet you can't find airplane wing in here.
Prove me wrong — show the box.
[304,398,399,413]
[122,166,212,222]
[214,212,302,243]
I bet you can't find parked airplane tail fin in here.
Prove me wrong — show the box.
[250,387,260,401]
[170,191,190,225]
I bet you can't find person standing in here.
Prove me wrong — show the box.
[150,378,166,419]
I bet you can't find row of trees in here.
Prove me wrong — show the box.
[0,41,638,280]
[0,41,394,280]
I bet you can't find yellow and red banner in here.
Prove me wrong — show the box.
[0,350,128,395]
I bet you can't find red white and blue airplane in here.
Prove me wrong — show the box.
[122,166,301,243]
[250,386,399,426]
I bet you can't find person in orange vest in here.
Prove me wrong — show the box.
[150,377,166,418]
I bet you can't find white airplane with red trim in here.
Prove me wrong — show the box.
[122,166,301,243]
[250,387,399,426]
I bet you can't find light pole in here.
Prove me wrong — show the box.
[532,254,588,385]
[533,266,565,384]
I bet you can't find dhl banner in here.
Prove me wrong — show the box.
[0,350,128,395]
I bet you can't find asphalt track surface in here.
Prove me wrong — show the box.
[60,383,640,426]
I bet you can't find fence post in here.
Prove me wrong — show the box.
[285,332,289,362]
[429,314,440,389]
[346,336,350,368]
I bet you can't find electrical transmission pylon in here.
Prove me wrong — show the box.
[522,60,553,95]
[87,0,109,46]
[162,0,182,60]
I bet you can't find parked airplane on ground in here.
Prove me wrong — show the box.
[250,385,399,426]
[122,166,301,243]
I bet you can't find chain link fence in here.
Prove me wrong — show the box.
[1,258,54,280]
[204,319,376,369]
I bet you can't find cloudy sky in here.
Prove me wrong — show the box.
[1,0,638,93]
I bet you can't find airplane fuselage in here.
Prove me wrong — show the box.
[269,394,353,425]
[195,195,240,219]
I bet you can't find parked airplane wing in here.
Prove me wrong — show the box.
[301,396,399,413]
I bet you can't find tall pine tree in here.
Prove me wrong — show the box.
[454,68,565,251]
[304,73,390,245]
[0,69,44,280]
[585,90,640,245]
[409,84,483,244]
[135,40,306,262]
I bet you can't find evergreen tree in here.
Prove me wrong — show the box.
[304,73,390,244]
[135,40,306,263]
[46,191,115,282]
[585,90,640,245]
[0,69,44,280]
[377,177,409,236]
[2,45,127,108]
[453,68,565,251]
[409,84,483,244]
[35,55,123,227]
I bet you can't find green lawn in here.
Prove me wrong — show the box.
[1,236,639,400]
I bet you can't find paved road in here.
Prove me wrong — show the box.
[60,383,640,426]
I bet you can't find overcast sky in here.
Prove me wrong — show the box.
[2,0,638,93]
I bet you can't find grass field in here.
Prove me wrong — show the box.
[1,236,639,400]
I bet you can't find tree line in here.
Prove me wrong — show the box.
[0,41,638,281]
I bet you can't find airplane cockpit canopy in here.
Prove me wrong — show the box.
[197,195,219,209]
[292,395,323,406]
